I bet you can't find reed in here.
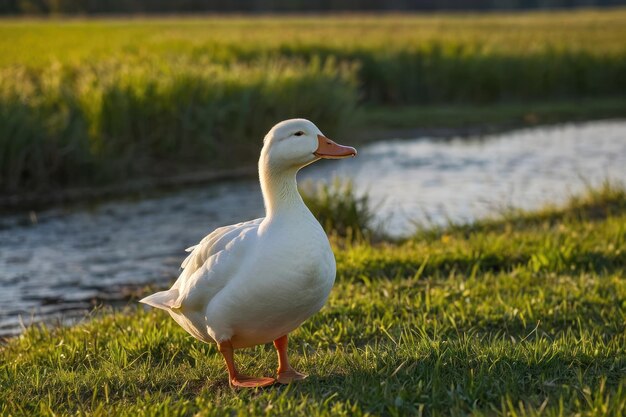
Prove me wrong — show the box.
[0,58,357,191]
[300,178,376,240]
[1,10,625,192]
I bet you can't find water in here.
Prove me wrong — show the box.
[0,182,264,336]
[306,121,626,235]
[1,120,625,336]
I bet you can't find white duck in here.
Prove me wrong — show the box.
[140,119,356,388]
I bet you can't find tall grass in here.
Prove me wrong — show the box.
[254,43,626,104]
[1,10,625,192]
[0,57,356,191]
[300,178,376,240]
[2,12,625,104]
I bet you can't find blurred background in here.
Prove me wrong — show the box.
[2,0,626,13]
[0,1,625,335]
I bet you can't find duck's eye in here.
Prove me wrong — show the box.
[294,131,305,137]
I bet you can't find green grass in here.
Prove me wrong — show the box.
[3,11,626,104]
[3,11,626,66]
[2,11,625,105]
[0,57,356,192]
[1,10,626,194]
[2,184,625,416]
[359,98,626,131]
[301,178,377,240]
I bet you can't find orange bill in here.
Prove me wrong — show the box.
[314,135,357,159]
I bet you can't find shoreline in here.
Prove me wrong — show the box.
[1,126,491,214]
[3,110,624,214]
[0,124,513,214]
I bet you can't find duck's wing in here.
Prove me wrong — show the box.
[139,218,263,311]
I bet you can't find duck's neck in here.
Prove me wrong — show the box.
[259,155,308,220]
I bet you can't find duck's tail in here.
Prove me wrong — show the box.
[139,289,181,311]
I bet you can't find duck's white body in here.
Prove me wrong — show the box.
[155,211,335,348]
[140,119,356,387]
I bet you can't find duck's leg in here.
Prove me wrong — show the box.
[273,334,308,384]
[218,340,275,388]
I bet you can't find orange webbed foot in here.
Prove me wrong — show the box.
[273,334,308,384]
[277,368,308,384]
[219,340,276,389]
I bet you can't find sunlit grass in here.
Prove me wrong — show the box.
[0,58,356,191]
[1,10,626,194]
[2,11,625,103]
[1,185,625,416]
[2,10,626,67]
[301,178,377,240]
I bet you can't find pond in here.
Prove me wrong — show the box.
[1,120,625,336]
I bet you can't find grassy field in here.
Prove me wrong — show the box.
[1,10,626,194]
[1,184,625,416]
[4,10,626,67]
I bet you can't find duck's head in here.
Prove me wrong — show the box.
[261,119,357,171]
